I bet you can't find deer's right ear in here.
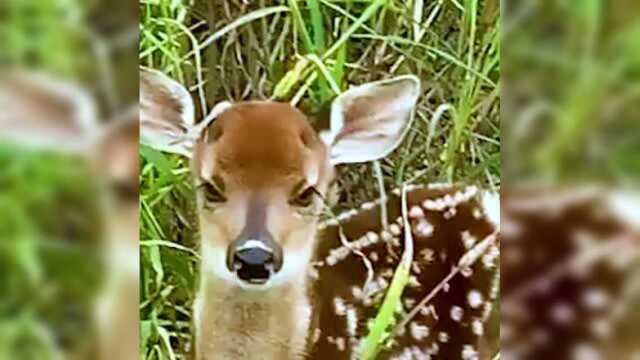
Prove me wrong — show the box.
[140,68,197,157]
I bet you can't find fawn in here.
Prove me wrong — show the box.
[501,186,640,360]
[0,71,139,360]
[140,68,500,359]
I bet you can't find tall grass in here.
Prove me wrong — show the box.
[139,0,500,358]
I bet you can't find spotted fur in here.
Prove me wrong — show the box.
[501,187,640,360]
[308,184,500,359]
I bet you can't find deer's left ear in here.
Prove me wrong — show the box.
[0,70,98,152]
[322,75,420,165]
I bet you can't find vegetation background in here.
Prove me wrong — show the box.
[139,0,499,358]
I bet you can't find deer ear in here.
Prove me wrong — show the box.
[0,70,98,152]
[322,75,420,165]
[140,68,197,157]
[94,106,140,185]
[140,68,232,157]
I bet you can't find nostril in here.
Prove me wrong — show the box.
[233,247,275,284]
[235,247,273,267]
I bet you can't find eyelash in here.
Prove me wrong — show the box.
[200,177,227,205]
[290,185,317,208]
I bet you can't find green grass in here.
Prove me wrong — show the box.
[0,147,104,360]
[139,0,500,358]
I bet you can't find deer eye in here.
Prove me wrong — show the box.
[110,179,138,201]
[290,185,317,208]
[200,176,227,204]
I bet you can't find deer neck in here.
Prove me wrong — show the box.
[198,243,316,360]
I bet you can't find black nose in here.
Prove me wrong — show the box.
[231,246,277,284]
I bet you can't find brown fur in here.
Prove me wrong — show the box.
[192,102,330,360]
[194,101,329,188]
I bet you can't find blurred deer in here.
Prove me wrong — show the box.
[501,186,640,360]
[141,69,500,359]
[0,70,139,360]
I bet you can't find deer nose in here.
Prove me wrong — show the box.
[228,240,282,284]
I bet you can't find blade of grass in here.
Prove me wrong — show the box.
[287,0,315,52]
[184,6,289,59]
[306,0,326,52]
[359,185,414,360]
[273,0,388,98]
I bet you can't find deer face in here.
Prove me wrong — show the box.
[140,69,420,289]
[192,102,331,287]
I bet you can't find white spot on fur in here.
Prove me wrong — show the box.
[409,206,425,219]
[571,343,603,360]
[582,288,609,310]
[438,331,449,343]
[450,306,464,322]
[334,297,347,316]
[410,322,430,340]
[415,219,434,237]
[467,290,483,309]
[346,306,358,337]
[461,231,477,250]
[471,319,484,336]
[551,303,575,325]
[461,345,479,360]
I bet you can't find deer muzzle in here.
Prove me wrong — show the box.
[226,235,283,286]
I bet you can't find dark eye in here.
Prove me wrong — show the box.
[111,180,138,201]
[290,185,317,208]
[201,176,227,204]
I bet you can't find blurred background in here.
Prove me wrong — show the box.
[0,0,137,359]
[502,1,640,359]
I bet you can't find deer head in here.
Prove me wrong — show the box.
[140,68,420,290]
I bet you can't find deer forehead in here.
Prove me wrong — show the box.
[194,102,328,188]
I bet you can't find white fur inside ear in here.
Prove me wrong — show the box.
[327,75,420,165]
[140,68,198,157]
[141,67,195,126]
[0,71,98,153]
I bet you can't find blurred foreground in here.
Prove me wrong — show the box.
[0,0,138,359]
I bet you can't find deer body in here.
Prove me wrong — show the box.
[140,69,499,359]
[195,271,312,359]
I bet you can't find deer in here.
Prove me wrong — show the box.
[140,68,500,360]
[0,70,139,360]
[500,186,640,360]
